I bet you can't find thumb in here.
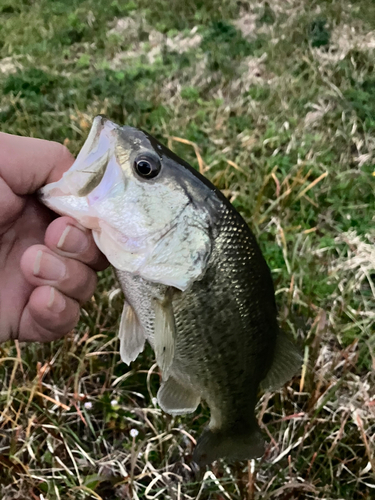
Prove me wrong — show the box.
[0,132,75,195]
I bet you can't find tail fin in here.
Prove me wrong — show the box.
[193,422,265,466]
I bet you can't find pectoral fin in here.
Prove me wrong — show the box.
[157,376,200,415]
[118,301,145,365]
[153,293,176,379]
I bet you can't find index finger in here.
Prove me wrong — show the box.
[0,132,75,195]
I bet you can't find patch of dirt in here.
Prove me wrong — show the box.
[313,24,375,63]
[331,230,375,295]
[0,57,21,75]
[304,99,333,128]
[231,53,275,93]
[109,17,201,67]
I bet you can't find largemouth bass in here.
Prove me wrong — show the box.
[40,116,301,466]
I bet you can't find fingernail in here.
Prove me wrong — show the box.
[33,250,66,280]
[47,287,66,313]
[57,225,89,254]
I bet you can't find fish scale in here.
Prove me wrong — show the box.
[39,116,301,466]
[170,204,276,421]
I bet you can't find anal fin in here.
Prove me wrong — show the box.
[118,301,145,365]
[157,376,200,415]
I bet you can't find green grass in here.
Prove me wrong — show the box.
[1,0,375,498]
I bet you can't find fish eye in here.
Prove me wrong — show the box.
[134,154,161,179]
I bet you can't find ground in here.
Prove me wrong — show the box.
[0,0,374,499]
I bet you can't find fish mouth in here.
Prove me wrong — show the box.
[39,116,119,202]
[76,115,116,165]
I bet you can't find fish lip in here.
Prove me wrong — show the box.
[39,115,119,202]
[76,115,118,159]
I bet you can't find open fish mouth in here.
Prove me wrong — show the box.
[39,116,117,204]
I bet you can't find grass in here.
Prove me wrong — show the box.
[0,0,375,498]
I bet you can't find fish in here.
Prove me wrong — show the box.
[39,116,301,466]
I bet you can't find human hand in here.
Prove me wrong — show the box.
[0,132,108,343]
